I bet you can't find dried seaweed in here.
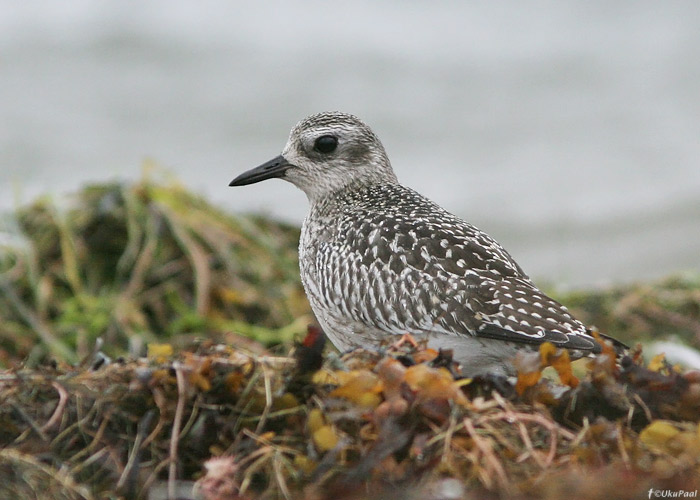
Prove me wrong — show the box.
[1,178,700,499]
[0,174,310,365]
[0,334,698,500]
[560,275,700,349]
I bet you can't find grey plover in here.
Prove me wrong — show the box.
[230,112,624,376]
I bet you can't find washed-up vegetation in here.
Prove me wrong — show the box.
[561,274,700,351]
[0,174,310,367]
[0,331,699,500]
[0,178,699,499]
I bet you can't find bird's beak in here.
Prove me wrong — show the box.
[229,155,293,186]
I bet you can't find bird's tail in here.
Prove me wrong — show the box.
[591,329,629,356]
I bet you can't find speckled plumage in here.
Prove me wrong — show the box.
[230,112,623,376]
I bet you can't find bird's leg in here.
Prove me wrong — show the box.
[388,333,420,351]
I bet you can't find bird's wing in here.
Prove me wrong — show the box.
[329,191,602,352]
[470,279,601,352]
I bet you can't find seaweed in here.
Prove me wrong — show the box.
[0,334,698,499]
[1,178,699,499]
[0,175,310,365]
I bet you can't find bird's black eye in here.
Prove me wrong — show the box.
[313,135,338,154]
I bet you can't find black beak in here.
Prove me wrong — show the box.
[229,155,293,186]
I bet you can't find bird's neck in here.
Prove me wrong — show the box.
[307,179,400,213]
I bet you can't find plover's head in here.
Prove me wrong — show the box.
[229,112,398,202]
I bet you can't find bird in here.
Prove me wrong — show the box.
[229,111,625,376]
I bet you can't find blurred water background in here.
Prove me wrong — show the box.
[1,1,699,288]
